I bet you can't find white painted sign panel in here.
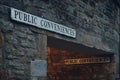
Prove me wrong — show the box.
[31,60,46,77]
[11,8,76,38]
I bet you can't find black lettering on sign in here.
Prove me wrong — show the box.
[24,13,27,21]
[18,12,23,20]
[11,8,76,38]
[14,10,18,19]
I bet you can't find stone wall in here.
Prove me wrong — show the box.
[0,32,3,67]
[0,0,119,52]
[0,0,119,80]
[0,18,47,80]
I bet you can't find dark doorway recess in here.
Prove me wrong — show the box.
[47,36,114,80]
[47,36,113,56]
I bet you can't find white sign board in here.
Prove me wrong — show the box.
[31,60,46,77]
[11,8,76,38]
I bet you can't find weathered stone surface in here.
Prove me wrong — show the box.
[8,60,24,70]
[4,44,14,54]
[4,34,17,46]
[33,0,49,8]
[14,25,33,35]
[0,19,14,33]
[113,30,119,42]
[0,5,9,20]
[36,34,47,59]
[14,31,27,39]
[0,0,24,9]
[20,39,36,49]
[89,0,96,7]
[0,33,4,47]
[84,9,95,18]
[80,34,101,46]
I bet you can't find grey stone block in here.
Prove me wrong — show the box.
[0,19,14,33]
[31,59,46,77]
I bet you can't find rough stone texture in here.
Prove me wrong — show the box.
[0,32,3,76]
[0,32,4,47]
[0,0,119,80]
